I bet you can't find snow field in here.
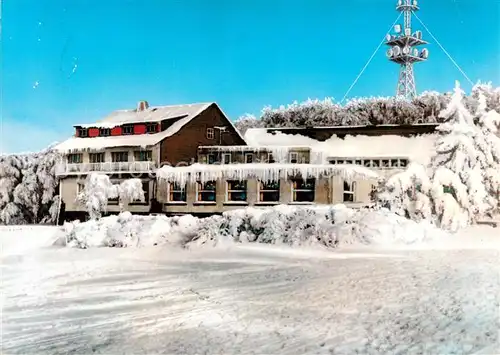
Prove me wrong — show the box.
[1,228,499,354]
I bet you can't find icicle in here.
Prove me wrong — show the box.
[157,163,378,184]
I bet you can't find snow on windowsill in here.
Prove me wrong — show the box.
[164,201,188,205]
[289,202,315,205]
[193,201,217,205]
[223,201,249,206]
[254,201,280,205]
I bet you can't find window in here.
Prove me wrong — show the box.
[355,160,362,165]
[258,181,280,202]
[76,182,85,196]
[245,153,253,164]
[168,183,186,202]
[99,128,110,137]
[343,181,356,203]
[112,151,129,162]
[78,128,88,137]
[208,154,216,164]
[372,160,380,168]
[67,153,82,164]
[345,160,353,165]
[146,123,158,133]
[122,125,134,135]
[267,153,275,163]
[381,159,390,168]
[330,160,337,165]
[134,150,152,161]
[89,153,105,163]
[399,159,408,168]
[226,180,247,202]
[222,153,231,164]
[197,181,216,202]
[206,128,215,139]
[292,179,315,202]
[391,159,399,168]
[363,160,371,167]
[289,152,298,164]
[337,160,345,164]
[130,182,149,204]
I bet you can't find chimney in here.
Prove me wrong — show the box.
[137,100,149,112]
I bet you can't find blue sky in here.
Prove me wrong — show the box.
[1,0,499,153]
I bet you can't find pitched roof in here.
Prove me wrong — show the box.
[54,102,246,153]
[75,102,211,128]
[55,103,212,153]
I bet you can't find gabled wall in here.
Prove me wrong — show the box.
[159,104,246,166]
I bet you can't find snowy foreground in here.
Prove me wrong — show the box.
[2,222,500,354]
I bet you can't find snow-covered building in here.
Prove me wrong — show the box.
[155,123,440,215]
[53,101,245,220]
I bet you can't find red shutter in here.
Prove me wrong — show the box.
[134,124,146,135]
[157,123,161,132]
[75,128,80,137]
[88,128,99,137]
[111,127,122,136]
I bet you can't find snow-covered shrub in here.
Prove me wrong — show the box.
[62,205,447,249]
[0,149,61,225]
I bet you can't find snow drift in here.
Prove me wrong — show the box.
[61,205,448,249]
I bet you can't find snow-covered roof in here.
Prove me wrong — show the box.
[75,103,211,128]
[55,103,213,153]
[157,163,378,185]
[244,129,438,165]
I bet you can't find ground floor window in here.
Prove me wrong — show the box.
[292,179,315,202]
[258,181,280,202]
[168,182,186,202]
[226,180,247,202]
[197,181,216,202]
[343,181,356,202]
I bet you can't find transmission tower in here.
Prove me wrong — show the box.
[385,0,429,100]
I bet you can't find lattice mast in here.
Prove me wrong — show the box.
[385,0,429,100]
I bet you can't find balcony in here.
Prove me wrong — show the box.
[55,161,157,176]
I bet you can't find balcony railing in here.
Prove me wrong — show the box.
[55,161,157,175]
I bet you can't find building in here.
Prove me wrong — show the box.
[54,101,245,220]
[155,123,439,215]
[54,99,442,220]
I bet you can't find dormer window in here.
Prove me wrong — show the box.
[100,128,110,137]
[122,125,134,135]
[146,123,158,134]
[79,128,88,137]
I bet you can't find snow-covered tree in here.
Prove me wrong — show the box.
[380,82,500,231]
[77,173,118,220]
[77,174,145,219]
[116,179,145,212]
[234,114,263,135]
[0,149,61,225]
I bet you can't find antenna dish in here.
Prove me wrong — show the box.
[393,46,401,56]
[413,0,418,6]
[386,34,392,42]
[404,28,411,36]
[415,30,422,39]
[413,48,419,57]
[386,48,394,58]
[394,24,402,34]
[421,48,429,59]
[398,0,402,6]
[403,46,411,55]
